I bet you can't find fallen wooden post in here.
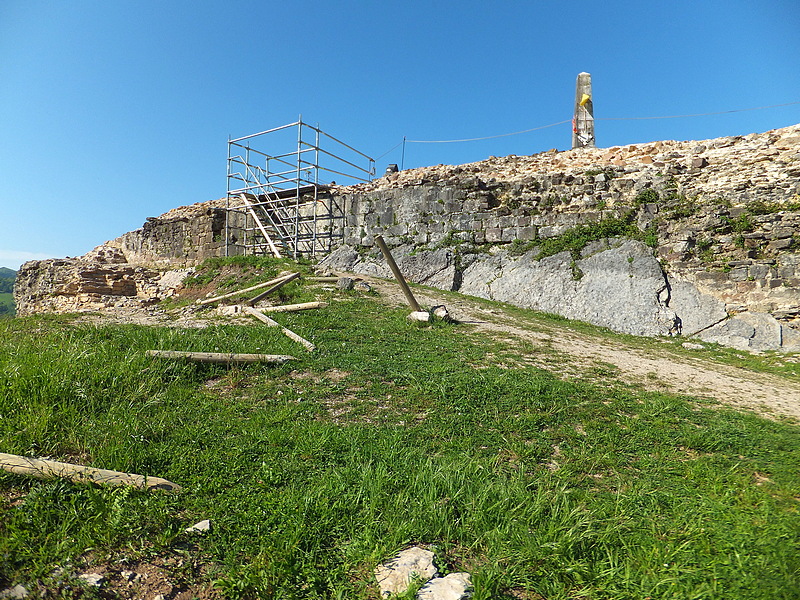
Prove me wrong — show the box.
[147,350,295,364]
[196,272,293,305]
[374,235,422,312]
[243,306,316,352]
[0,453,181,491]
[259,301,327,314]
[247,272,301,306]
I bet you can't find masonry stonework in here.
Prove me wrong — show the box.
[14,124,800,350]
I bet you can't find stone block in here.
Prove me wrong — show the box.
[767,238,794,251]
[501,228,516,242]
[517,226,536,240]
[770,227,794,239]
[485,228,502,242]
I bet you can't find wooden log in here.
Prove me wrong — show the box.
[147,350,295,364]
[243,306,316,352]
[0,453,181,491]
[374,235,422,311]
[247,272,301,306]
[196,272,294,305]
[258,301,327,314]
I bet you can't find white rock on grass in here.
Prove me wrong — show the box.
[77,573,105,587]
[407,311,431,322]
[416,573,473,600]
[681,342,705,350]
[0,585,29,599]
[375,547,438,598]
[184,519,212,533]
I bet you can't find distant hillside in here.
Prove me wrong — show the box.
[0,267,15,293]
[0,268,16,317]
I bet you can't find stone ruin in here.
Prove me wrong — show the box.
[14,124,800,351]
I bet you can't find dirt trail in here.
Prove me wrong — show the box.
[363,276,800,422]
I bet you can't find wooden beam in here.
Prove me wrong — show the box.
[196,272,294,305]
[243,306,316,352]
[147,350,295,364]
[0,453,181,491]
[374,235,422,311]
[239,194,282,258]
[246,272,300,306]
[258,301,327,314]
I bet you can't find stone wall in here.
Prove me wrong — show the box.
[113,199,229,266]
[13,124,800,350]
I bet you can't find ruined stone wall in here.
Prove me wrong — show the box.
[112,199,229,266]
[333,125,800,328]
[13,124,800,350]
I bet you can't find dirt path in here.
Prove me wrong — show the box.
[363,276,800,422]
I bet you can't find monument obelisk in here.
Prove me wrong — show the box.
[572,72,595,149]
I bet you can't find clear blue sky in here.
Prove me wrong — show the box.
[1,1,799,269]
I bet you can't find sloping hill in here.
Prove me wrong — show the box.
[0,267,15,316]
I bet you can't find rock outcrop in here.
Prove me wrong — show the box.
[14,245,191,317]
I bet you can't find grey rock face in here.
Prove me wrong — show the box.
[697,311,797,351]
[319,240,800,351]
[460,240,679,336]
[667,278,728,336]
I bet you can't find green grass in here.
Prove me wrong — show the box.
[1,283,799,599]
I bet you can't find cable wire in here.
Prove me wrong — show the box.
[405,119,572,144]
[374,139,405,161]
[596,100,800,121]
[377,100,799,155]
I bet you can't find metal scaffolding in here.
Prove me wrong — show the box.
[225,119,375,258]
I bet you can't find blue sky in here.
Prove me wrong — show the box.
[1,1,799,269]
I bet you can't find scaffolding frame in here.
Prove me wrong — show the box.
[225,119,375,258]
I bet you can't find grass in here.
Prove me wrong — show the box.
[1,273,799,599]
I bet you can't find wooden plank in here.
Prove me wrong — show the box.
[243,306,316,352]
[147,350,295,364]
[196,272,294,305]
[258,301,327,314]
[239,194,282,258]
[0,453,181,491]
[246,272,301,306]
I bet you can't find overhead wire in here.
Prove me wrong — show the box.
[596,100,800,122]
[405,119,572,144]
[369,99,800,168]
